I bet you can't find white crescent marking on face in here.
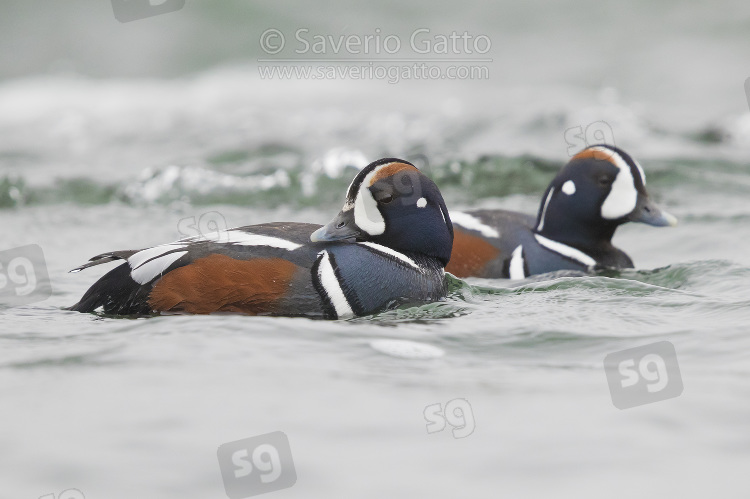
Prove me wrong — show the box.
[131,251,188,284]
[634,159,647,186]
[439,205,448,225]
[562,180,576,195]
[451,211,500,238]
[509,245,526,280]
[537,187,555,232]
[353,167,386,236]
[593,146,638,220]
[317,250,354,319]
[535,234,596,267]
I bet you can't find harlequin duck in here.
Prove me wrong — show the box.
[69,158,454,318]
[446,145,677,279]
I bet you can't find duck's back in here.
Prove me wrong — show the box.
[447,209,535,278]
[448,209,635,279]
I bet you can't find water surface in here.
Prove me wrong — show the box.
[2,1,750,497]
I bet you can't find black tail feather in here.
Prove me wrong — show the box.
[69,250,139,273]
[68,262,153,315]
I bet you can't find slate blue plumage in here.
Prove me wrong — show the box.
[446,145,676,279]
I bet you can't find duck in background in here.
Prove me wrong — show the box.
[69,158,454,319]
[446,145,677,279]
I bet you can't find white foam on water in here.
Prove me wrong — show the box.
[369,339,445,359]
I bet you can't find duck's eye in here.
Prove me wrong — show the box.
[377,194,394,204]
[598,176,613,186]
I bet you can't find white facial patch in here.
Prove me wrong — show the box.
[509,245,526,280]
[594,146,638,220]
[634,159,647,186]
[562,180,576,195]
[450,211,500,238]
[353,167,386,236]
[317,250,354,319]
[536,187,555,232]
[416,197,427,208]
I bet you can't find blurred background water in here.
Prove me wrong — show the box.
[1,1,750,498]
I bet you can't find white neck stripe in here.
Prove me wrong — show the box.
[534,234,596,267]
[357,242,421,270]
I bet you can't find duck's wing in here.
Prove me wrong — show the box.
[69,250,140,272]
[68,223,325,316]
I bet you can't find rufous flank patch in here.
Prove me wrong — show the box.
[445,229,501,278]
[148,254,297,314]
